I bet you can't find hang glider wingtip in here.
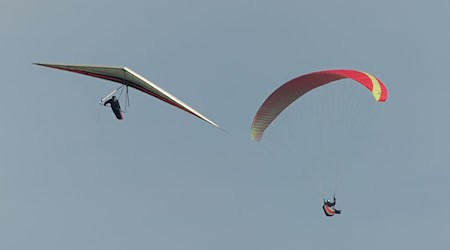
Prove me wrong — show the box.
[208,120,222,130]
[34,63,58,68]
[200,117,225,131]
[216,124,228,133]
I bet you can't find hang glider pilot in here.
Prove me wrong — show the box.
[104,96,123,120]
[323,196,341,217]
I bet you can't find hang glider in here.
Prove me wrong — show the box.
[34,63,220,128]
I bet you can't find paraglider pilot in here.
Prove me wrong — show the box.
[323,196,341,217]
[104,96,123,120]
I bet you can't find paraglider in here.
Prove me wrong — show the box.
[250,69,388,217]
[323,196,341,217]
[250,69,388,141]
[34,63,221,128]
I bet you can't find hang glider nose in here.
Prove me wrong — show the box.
[34,63,221,129]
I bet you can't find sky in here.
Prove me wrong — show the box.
[1,0,450,249]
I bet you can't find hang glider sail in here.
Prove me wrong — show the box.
[251,69,388,141]
[34,63,220,128]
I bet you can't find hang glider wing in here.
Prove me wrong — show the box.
[34,63,220,128]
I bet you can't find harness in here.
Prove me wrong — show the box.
[323,204,336,216]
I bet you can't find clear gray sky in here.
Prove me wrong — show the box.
[1,0,449,249]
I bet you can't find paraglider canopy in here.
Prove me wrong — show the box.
[34,63,221,128]
[250,69,388,141]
